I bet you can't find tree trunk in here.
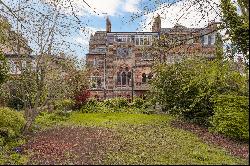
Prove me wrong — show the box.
[22,108,38,135]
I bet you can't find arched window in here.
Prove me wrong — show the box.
[122,72,127,85]
[117,72,121,85]
[142,73,147,83]
[127,71,132,86]
[116,68,132,87]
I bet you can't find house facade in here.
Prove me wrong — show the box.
[86,15,219,100]
[0,16,34,75]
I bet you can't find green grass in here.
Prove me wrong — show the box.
[33,112,248,165]
[0,138,28,165]
[67,112,173,127]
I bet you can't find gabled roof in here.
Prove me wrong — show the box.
[4,53,35,59]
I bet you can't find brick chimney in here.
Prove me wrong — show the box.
[152,14,161,32]
[106,17,111,32]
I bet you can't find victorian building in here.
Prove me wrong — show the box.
[86,15,219,100]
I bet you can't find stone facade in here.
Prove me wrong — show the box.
[86,16,219,100]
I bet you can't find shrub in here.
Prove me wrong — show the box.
[80,99,105,113]
[131,97,152,111]
[79,97,150,114]
[7,97,24,110]
[74,89,90,109]
[150,58,248,126]
[209,94,249,141]
[132,97,145,108]
[0,107,26,144]
[54,99,75,111]
[103,97,129,109]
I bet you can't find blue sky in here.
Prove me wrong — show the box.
[1,0,221,59]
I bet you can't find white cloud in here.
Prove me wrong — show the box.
[123,0,141,13]
[46,0,141,17]
[74,26,104,49]
[140,0,221,31]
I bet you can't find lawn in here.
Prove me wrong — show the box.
[28,112,248,165]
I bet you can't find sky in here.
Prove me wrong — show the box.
[1,0,222,59]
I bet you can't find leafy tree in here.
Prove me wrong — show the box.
[0,0,90,133]
[215,33,224,60]
[0,52,9,85]
[220,0,249,60]
[0,17,10,85]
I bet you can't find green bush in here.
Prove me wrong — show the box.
[7,97,24,110]
[132,97,145,108]
[103,97,129,109]
[54,99,75,111]
[0,107,26,144]
[79,97,151,114]
[79,99,103,113]
[34,111,69,130]
[209,94,249,141]
[131,97,153,113]
[150,58,248,126]
[78,97,154,114]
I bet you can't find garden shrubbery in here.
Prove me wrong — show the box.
[80,98,108,113]
[54,99,75,111]
[151,57,249,140]
[131,97,145,108]
[53,99,75,117]
[0,107,26,145]
[103,97,129,109]
[6,97,24,111]
[73,89,91,109]
[79,97,153,114]
[209,94,249,141]
[34,111,69,129]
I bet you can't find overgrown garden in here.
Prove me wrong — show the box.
[0,0,249,164]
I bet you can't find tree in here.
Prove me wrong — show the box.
[220,0,249,60]
[215,32,223,60]
[0,52,8,85]
[0,17,11,86]
[0,0,90,133]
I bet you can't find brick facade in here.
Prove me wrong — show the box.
[86,16,219,100]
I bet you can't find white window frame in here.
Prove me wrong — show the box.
[204,35,208,45]
[211,33,215,45]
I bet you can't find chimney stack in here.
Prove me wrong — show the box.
[106,17,111,32]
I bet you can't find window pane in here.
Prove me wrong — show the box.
[122,72,126,85]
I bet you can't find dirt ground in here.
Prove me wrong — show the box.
[21,127,117,165]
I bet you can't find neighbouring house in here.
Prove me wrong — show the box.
[0,16,34,75]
